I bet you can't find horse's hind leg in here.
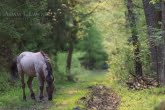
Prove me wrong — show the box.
[21,74,26,100]
[27,77,35,100]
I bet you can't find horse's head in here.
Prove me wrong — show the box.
[46,75,54,100]
[45,61,54,101]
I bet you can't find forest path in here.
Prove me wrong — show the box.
[52,70,111,110]
[0,69,111,110]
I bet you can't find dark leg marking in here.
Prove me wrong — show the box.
[27,77,35,100]
[39,86,44,100]
[39,76,45,100]
[21,74,26,101]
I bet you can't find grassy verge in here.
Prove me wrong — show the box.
[0,52,165,110]
[0,52,109,110]
[112,82,165,110]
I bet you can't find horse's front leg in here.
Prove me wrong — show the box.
[38,77,45,100]
[27,77,35,100]
[21,74,26,100]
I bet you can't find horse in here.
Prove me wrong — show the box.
[10,51,54,101]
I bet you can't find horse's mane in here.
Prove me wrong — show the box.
[40,51,50,62]
[40,51,53,81]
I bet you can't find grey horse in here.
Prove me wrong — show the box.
[11,51,54,101]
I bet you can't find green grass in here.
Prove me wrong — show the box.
[0,52,165,110]
[114,84,165,110]
[52,70,109,110]
[0,52,109,110]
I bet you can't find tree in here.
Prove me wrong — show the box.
[47,0,80,81]
[77,23,108,70]
[65,1,80,81]
[0,0,50,69]
[160,0,165,85]
[142,0,165,85]
[126,0,143,76]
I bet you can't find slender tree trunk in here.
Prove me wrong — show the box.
[66,39,74,81]
[156,0,165,86]
[142,0,159,82]
[160,1,165,86]
[142,0,165,85]
[126,0,143,76]
[162,1,165,38]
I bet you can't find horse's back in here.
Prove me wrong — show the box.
[17,51,45,76]
[19,51,39,58]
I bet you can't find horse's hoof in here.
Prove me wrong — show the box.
[31,93,36,100]
[39,96,44,100]
[48,97,52,101]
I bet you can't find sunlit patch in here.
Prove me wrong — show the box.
[67,89,79,95]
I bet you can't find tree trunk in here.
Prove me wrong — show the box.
[160,1,165,86]
[142,0,159,81]
[126,0,143,76]
[142,0,165,85]
[66,39,74,81]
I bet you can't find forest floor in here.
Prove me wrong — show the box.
[0,69,110,110]
[0,53,165,110]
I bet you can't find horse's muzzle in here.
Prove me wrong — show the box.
[48,97,52,101]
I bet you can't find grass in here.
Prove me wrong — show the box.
[53,70,109,110]
[117,85,165,110]
[0,52,165,110]
[0,52,109,110]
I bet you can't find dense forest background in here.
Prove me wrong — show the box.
[0,0,108,79]
[1,0,165,110]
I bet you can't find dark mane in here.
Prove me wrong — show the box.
[45,61,53,76]
[40,51,50,62]
[40,51,54,82]
[45,60,54,84]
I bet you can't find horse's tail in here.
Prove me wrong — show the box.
[10,57,19,80]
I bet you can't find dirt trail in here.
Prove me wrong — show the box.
[79,85,120,110]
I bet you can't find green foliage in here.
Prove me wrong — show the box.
[0,0,51,69]
[55,52,83,81]
[23,22,53,51]
[77,25,108,69]
[0,73,12,93]
[150,0,160,4]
